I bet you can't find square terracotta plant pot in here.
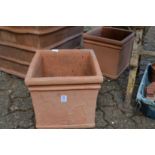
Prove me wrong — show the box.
[83,27,135,79]
[25,49,103,128]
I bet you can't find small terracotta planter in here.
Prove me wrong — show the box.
[25,49,103,128]
[83,27,135,79]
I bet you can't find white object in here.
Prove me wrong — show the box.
[51,49,59,52]
[61,95,67,103]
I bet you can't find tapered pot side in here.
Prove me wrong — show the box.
[25,49,103,128]
[83,27,135,79]
[31,89,99,128]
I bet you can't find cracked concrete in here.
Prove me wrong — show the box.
[0,26,155,128]
[0,72,35,129]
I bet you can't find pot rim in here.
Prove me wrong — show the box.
[28,84,101,91]
[0,31,83,52]
[83,26,135,46]
[0,26,68,35]
[25,49,103,86]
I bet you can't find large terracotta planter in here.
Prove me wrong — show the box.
[0,26,83,49]
[83,27,134,79]
[25,49,103,128]
[0,26,83,78]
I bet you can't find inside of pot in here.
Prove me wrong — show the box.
[32,51,97,77]
[90,27,132,41]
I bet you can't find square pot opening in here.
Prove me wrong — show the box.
[32,50,98,78]
[89,27,133,41]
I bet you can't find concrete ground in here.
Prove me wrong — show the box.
[0,26,155,129]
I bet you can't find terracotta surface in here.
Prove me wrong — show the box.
[0,57,27,78]
[54,35,82,49]
[0,26,64,34]
[83,26,134,79]
[0,26,83,78]
[146,82,155,101]
[0,26,83,49]
[0,35,82,64]
[0,37,82,79]
[25,49,103,128]
[0,44,34,64]
[151,63,155,82]
[146,63,155,100]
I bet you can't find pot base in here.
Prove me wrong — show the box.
[102,62,129,79]
[36,123,95,129]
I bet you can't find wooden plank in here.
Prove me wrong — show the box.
[124,29,144,109]
[139,49,155,56]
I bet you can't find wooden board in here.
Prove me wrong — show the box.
[124,28,144,109]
